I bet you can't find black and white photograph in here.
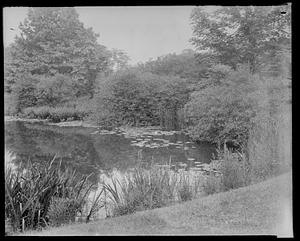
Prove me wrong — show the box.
[4,5,292,236]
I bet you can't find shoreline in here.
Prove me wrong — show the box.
[15,172,293,236]
[4,116,101,128]
[4,116,187,135]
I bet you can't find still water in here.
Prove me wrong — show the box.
[5,121,216,185]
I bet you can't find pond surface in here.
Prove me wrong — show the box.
[5,121,216,185]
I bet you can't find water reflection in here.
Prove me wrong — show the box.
[5,121,216,186]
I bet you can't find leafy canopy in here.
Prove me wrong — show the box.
[190,5,291,73]
[7,7,111,98]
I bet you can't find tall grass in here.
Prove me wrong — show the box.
[202,144,251,195]
[102,165,211,217]
[103,166,178,217]
[5,156,99,234]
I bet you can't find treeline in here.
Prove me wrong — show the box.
[5,6,291,153]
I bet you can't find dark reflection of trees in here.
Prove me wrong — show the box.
[5,121,217,182]
[5,121,103,185]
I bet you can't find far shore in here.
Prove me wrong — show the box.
[4,116,101,128]
[4,116,184,133]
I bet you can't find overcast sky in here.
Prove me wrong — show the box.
[3,6,196,65]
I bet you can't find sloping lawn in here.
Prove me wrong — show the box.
[19,171,293,236]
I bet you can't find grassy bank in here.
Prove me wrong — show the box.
[6,143,286,235]
[19,171,292,236]
[5,157,102,234]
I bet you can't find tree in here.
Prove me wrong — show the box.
[190,5,291,73]
[109,49,130,71]
[138,49,204,85]
[7,7,111,101]
[35,74,76,106]
[4,46,14,93]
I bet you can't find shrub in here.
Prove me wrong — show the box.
[185,65,257,146]
[22,106,89,122]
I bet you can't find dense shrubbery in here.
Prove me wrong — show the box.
[89,69,189,130]
[4,92,18,116]
[185,65,259,146]
[22,106,90,122]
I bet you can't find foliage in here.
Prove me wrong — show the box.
[22,105,90,122]
[190,5,291,73]
[218,146,251,191]
[177,174,193,201]
[247,46,291,181]
[203,145,250,195]
[104,166,178,217]
[93,69,189,130]
[48,197,81,227]
[138,49,204,85]
[109,48,131,71]
[34,74,76,107]
[5,7,111,112]
[186,65,258,146]
[203,175,222,196]
[5,92,19,116]
[5,156,96,232]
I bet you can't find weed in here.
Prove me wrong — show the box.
[5,156,97,233]
[178,174,193,201]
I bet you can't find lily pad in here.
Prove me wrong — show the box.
[187,158,195,161]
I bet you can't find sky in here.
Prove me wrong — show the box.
[3,6,196,65]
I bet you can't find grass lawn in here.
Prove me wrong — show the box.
[18,171,293,236]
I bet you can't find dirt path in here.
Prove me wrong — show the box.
[21,172,293,236]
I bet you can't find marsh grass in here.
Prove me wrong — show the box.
[203,175,222,195]
[202,144,251,195]
[5,155,99,234]
[102,165,179,217]
[102,165,211,217]
[177,173,193,201]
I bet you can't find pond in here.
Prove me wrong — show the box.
[5,121,216,186]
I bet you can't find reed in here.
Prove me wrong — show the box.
[5,155,98,233]
[103,165,178,217]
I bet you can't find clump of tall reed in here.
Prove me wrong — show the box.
[5,155,101,234]
[202,144,251,195]
[102,164,210,217]
[103,166,178,217]
[177,173,193,202]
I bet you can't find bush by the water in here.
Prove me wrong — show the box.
[22,106,90,122]
[5,157,99,233]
